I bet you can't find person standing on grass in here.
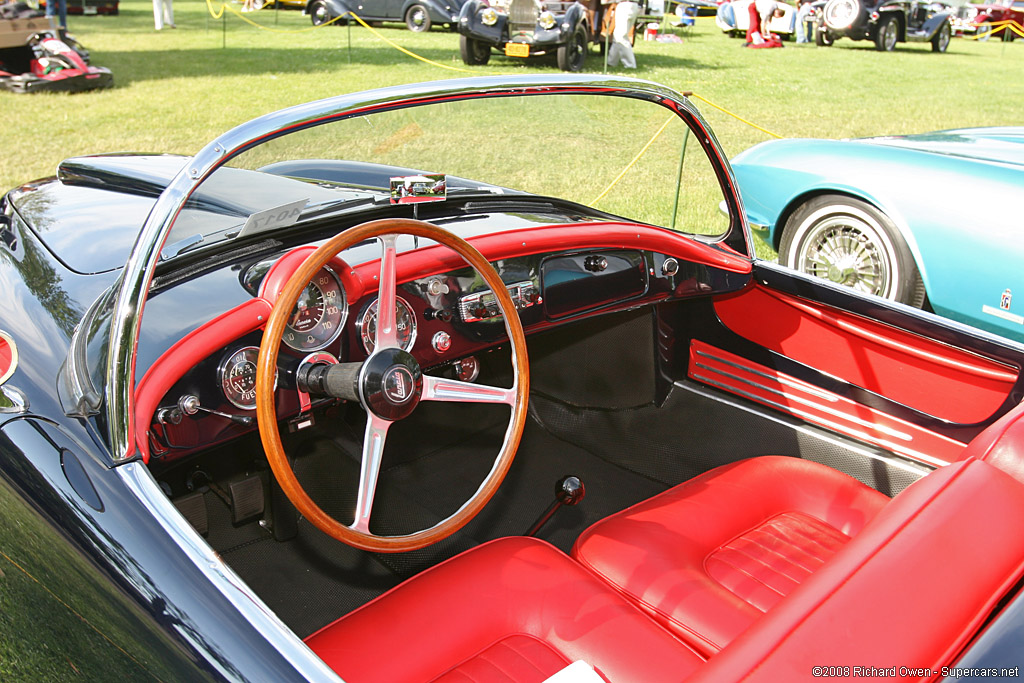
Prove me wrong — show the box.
[46,0,67,31]
[154,0,175,29]
[606,0,640,68]
[795,0,814,42]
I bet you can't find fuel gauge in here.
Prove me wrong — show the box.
[218,346,276,410]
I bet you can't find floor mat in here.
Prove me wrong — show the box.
[219,412,668,637]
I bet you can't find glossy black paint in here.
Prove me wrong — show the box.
[0,208,323,680]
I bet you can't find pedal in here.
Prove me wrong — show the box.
[229,474,265,525]
[173,491,209,536]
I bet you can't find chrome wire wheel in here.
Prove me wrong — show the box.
[780,195,925,306]
[794,218,890,297]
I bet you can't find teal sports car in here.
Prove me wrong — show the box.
[731,127,1024,343]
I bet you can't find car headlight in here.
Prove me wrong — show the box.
[824,0,860,29]
[538,10,556,29]
[481,6,499,24]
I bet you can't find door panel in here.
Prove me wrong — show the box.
[713,284,1018,426]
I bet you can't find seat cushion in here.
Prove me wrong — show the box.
[305,536,705,683]
[571,456,889,656]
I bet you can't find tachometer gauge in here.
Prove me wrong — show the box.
[218,346,262,410]
[358,296,417,354]
[283,266,347,352]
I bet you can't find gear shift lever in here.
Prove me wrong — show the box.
[525,475,585,537]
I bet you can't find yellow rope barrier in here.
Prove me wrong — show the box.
[345,11,476,73]
[205,0,346,31]
[591,114,676,205]
[962,19,1024,40]
[688,93,783,139]
[200,3,784,203]
[200,1,784,144]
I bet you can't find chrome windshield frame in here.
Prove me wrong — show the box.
[105,73,743,463]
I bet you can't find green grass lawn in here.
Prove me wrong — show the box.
[2,0,1022,230]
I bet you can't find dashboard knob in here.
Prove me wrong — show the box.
[426,278,450,296]
[584,254,608,272]
[432,331,452,353]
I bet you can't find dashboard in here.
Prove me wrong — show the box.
[136,219,751,467]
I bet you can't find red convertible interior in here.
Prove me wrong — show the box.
[116,82,1024,681]
[305,402,1024,682]
[139,210,1024,681]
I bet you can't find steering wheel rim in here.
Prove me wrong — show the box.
[256,218,530,553]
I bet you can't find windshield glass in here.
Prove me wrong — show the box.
[164,92,731,258]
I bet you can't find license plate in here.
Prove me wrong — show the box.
[505,43,530,58]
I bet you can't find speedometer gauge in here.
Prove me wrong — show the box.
[358,296,417,354]
[283,266,347,352]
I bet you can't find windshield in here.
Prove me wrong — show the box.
[163,91,733,258]
[97,76,746,464]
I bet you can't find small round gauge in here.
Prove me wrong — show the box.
[358,296,417,354]
[283,266,347,352]
[218,346,261,410]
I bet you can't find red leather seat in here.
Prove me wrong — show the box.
[689,455,1024,681]
[306,536,705,682]
[571,455,889,656]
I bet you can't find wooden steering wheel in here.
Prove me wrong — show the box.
[255,219,530,553]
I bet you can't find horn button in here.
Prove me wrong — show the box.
[360,348,423,421]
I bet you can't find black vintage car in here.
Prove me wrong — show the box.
[816,0,953,50]
[3,75,1024,681]
[457,0,600,70]
[307,0,463,30]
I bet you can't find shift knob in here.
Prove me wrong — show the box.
[526,475,586,537]
[555,476,585,506]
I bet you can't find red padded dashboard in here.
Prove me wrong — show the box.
[133,221,750,462]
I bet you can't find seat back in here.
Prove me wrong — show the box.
[958,400,1024,484]
[689,457,1024,682]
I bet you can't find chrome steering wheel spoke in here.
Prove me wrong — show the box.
[350,413,391,534]
[422,376,516,406]
[374,234,400,351]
